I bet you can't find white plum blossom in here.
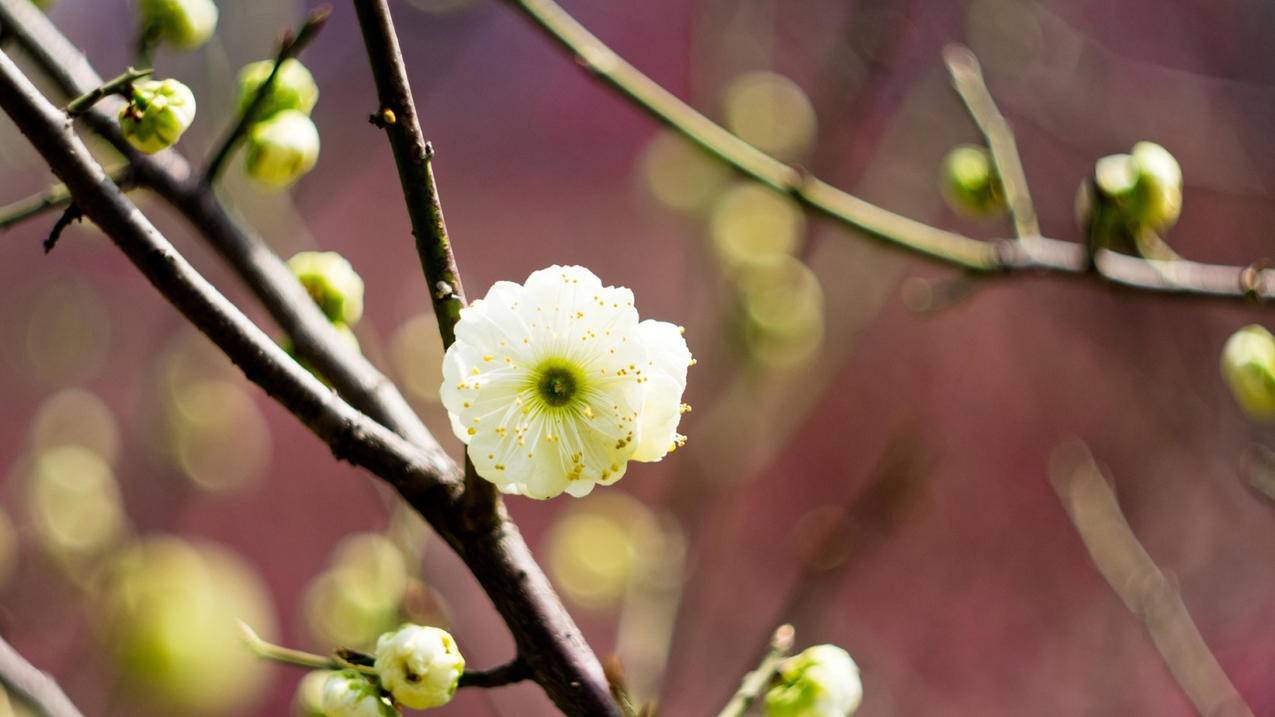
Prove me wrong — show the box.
[441,265,692,499]
[320,671,397,717]
[373,625,465,710]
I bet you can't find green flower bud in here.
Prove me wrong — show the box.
[940,145,1004,217]
[373,625,464,710]
[31,0,56,9]
[1221,324,1275,421]
[320,671,399,717]
[138,0,218,50]
[764,644,863,717]
[236,59,319,121]
[244,109,320,188]
[1076,153,1140,254]
[287,251,364,325]
[1130,141,1182,231]
[119,79,197,154]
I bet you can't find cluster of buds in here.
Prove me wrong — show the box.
[1076,141,1182,256]
[317,625,465,716]
[940,144,1005,217]
[119,78,197,154]
[237,58,321,187]
[764,644,863,717]
[137,0,219,51]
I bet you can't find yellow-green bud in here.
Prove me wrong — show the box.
[765,644,863,717]
[236,59,319,121]
[1076,153,1140,253]
[373,625,464,710]
[1130,141,1182,231]
[320,671,399,717]
[119,79,197,154]
[244,109,320,188]
[1221,324,1275,421]
[287,251,364,325]
[940,145,1004,216]
[31,0,56,9]
[137,0,218,50]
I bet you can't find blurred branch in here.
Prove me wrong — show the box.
[0,634,84,717]
[500,0,1275,304]
[64,66,150,116]
[0,166,131,231]
[944,45,1039,241]
[0,6,619,714]
[202,5,330,185]
[715,625,794,717]
[1050,444,1255,717]
[349,0,500,524]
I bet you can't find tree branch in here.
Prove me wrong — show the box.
[715,625,794,717]
[0,7,622,714]
[0,634,84,717]
[1050,444,1255,717]
[0,167,131,231]
[201,6,330,185]
[64,66,150,116]
[944,44,1039,241]
[499,0,1275,303]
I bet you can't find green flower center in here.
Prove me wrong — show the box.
[532,359,583,408]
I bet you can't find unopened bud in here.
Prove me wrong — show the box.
[244,109,320,188]
[137,0,218,50]
[1130,141,1182,231]
[320,671,398,717]
[287,251,364,325]
[1221,324,1275,421]
[373,625,464,710]
[940,145,1004,216]
[236,59,319,121]
[119,79,197,154]
[765,644,863,717]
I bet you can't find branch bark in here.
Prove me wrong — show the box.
[0,635,84,717]
[500,0,1275,303]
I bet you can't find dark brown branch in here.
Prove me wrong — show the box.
[459,658,531,689]
[202,6,330,185]
[0,634,84,717]
[944,45,1039,240]
[43,202,81,252]
[1050,444,1255,717]
[0,6,623,714]
[500,0,1275,304]
[350,0,499,536]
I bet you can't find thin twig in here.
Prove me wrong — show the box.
[64,66,150,115]
[500,0,1275,303]
[715,625,795,717]
[350,0,500,530]
[240,622,335,672]
[1050,443,1255,717]
[459,658,531,689]
[202,5,330,185]
[944,44,1039,240]
[0,634,85,717]
[43,203,80,253]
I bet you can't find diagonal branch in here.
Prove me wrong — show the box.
[499,0,1275,303]
[944,44,1039,241]
[0,635,84,717]
[1050,444,1255,717]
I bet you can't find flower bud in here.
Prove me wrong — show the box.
[31,0,56,9]
[320,671,398,717]
[236,59,319,121]
[119,79,197,154]
[1076,153,1139,253]
[1221,324,1275,421]
[373,625,464,710]
[137,0,218,50]
[1130,141,1182,231]
[940,145,1004,217]
[287,251,364,325]
[244,109,320,188]
[764,644,863,717]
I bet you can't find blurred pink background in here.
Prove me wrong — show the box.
[2,0,1274,715]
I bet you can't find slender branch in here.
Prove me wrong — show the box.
[715,625,795,717]
[350,0,498,527]
[43,203,81,253]
[499,0,1275,303]
[944,45,1039,240]
[1050,444,1255,717]
[202,6,330,185]
[459,658,531,689]
[0,6,623,715]
[240,622,335,672]
[0,635,85,717]
[64,66,150,116]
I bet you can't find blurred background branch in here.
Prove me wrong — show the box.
[0,634,83,717]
